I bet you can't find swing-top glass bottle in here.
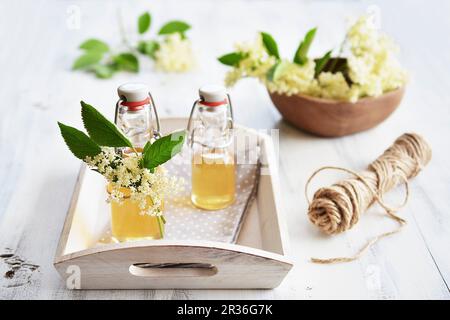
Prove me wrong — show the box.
[110,83,163,242]
[187,85,236,210]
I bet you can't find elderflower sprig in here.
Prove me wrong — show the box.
[86,148,184,216]
[218,14,407,102]
[58,101,185,219]
[72,11,195,78]
[154,33,196,72]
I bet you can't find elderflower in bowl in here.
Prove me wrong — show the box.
[58,101,185,242]
[219,15,407,137]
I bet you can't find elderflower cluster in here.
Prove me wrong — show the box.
[225,34,278,87]
[85,147,183,216]
[224,15,406,102]
[265,60,316,96]
[345,15,407,100]
[154,33,195,72]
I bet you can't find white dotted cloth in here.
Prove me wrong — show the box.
[163,155,260,243]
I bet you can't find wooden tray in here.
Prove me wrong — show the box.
[54,118,293,289]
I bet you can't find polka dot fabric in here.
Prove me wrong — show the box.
[163,155,260,243]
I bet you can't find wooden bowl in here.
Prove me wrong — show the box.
[268,87,405,137]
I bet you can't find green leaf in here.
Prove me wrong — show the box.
[139,140,152,168]
[260,32,280,59]
[58,122,101,160]
[267,61,289,82]
[158,20,191,35]
[80,101,133,148]
[145,41,160,58]
[114,53,139,72]
[218,52,245,66]
[137,41,146,54]
[138,12,151,34]
[79,39,109,53]
[142,140,152,154]
[314,50,332,77]
[137,40,160,58]
[143,131,186,170]
[72,51,103,70]
[294,27,317,65]
[92,64,115,79]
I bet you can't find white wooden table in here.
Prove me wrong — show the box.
[1,0,449,299]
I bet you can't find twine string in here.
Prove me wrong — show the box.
[305,133,432,264]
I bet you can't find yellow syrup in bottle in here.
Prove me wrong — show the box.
[191,149,236,210]
[107,148,164,242]
[107,184,163,242]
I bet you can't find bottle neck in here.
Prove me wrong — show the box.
[198,99,228,108]
[120,97,151,111]
[195,103,232,149]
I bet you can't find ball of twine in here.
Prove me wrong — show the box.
[305,133,432,264]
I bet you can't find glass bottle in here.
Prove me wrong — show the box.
[187,85,236,210]
[115,83,160,149]
[107,183,163,242]
[110,83,163,242]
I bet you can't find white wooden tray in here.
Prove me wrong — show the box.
[54,118,293,289]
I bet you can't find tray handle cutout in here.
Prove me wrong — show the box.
[129,263,218,277]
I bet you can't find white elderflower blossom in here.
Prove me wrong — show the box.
[310,72,352,101]
[266,60,316,96]
[154,33,195,72]
[85,147,183,216]
[225,34,278,87]
[346,15,407,99]
[223,15,406,102]
[223,36,315,96]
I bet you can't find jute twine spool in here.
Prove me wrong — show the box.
[305,133,432,264]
